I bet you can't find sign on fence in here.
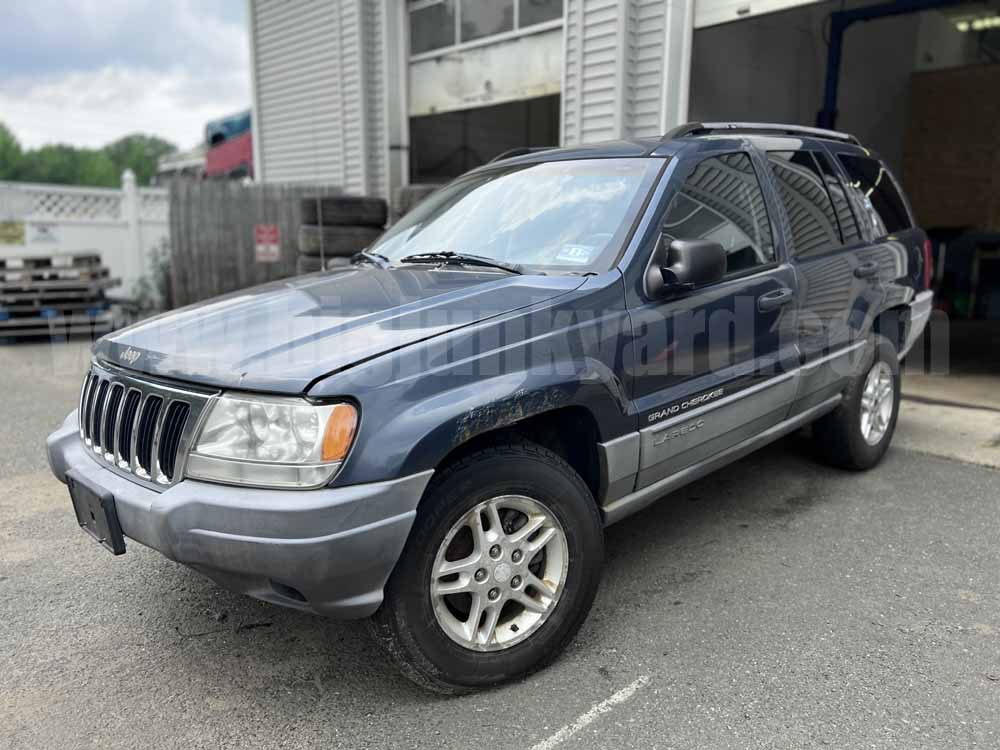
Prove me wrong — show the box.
[0,221,25,246]
[29,222,59,244]
[254,224,281,263]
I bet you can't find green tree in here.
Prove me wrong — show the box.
[0,121,176,187]
[0,123,23,180]
[79,150,120,187]
[16,144,117,187]
[104,133,177,186]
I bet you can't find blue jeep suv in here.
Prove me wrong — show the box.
[48,122,933,692]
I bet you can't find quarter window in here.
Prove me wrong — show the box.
[767,151,842,256]
[662,153,775,274]
[837,154,912,236]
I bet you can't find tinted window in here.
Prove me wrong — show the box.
[838,154,911,235]
[370,158,661,273]
[461,0,514,42]
[767,151,842,256]
[662,153,775,274]
[814,151,862,244]
[520,0,563,26]
[411,1,456,54]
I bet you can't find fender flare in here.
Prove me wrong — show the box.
[392,361,629,479]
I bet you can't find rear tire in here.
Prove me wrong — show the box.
[813,334,900,470]
[370,440,604,694]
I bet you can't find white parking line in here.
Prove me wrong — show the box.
[529,675,651,750]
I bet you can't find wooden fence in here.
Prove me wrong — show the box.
[168,180,340,307]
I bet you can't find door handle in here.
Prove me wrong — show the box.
[854,261,879,279]
[757,287,795,312]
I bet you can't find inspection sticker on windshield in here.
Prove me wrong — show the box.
[555,245,597,265]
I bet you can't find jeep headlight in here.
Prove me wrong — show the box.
[185,394,358,489]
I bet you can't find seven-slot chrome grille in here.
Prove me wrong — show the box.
[77,362,216,489]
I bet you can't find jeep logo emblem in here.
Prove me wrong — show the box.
[120,348,141,366]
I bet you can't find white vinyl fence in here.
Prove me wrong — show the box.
[0,170,169,298]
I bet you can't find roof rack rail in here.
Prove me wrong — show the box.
[488,146,555,163]
[661,122,860,145]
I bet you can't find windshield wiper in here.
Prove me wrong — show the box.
[351,249,392,268]
[400,251,524,275]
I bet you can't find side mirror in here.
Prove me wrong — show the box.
[646,238,727,297]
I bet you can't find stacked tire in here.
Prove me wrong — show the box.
[391,184,440,222]
[296,196,388,275]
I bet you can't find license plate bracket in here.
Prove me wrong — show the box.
[66,470,126,555]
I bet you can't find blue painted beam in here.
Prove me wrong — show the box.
[816,0,969,129]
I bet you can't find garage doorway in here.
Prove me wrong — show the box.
[689,2,1000,392]
[409,94,560,183]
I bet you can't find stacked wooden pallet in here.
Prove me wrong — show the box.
[0,252,119,338]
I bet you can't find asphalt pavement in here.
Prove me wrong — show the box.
[3,341,1000,749]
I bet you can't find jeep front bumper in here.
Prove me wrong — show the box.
[47,410,432,619]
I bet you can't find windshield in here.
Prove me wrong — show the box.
[371,158,663,274]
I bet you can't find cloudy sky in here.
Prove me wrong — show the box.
[0,0,250,151]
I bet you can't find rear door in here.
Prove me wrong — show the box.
[763,146,882,414]
[624,147,800,489]
[828,149,924,313]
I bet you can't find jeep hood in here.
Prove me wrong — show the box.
[95,266,584,392]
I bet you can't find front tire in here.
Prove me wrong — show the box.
[814,334,900,470]
[370,440,604,694]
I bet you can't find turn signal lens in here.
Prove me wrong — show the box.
[322,403,358,461]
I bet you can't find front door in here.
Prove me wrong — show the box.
[626,149,800,490]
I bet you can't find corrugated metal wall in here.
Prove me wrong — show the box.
[362,0,387,199]
[626,0,667,137]
[339,0,366,193]
[561,0,694,146]
[562,0,620,145]
[249,0,386,196]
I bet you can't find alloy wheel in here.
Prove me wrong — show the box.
[860,360,894,445]
[429,495,569,652]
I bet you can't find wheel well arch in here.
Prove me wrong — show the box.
[426,405,603,503]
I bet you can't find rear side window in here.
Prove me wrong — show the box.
[766,151,842,256]
[814,152,862,244]
[837,154,912,236]
[662,152,775,275]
